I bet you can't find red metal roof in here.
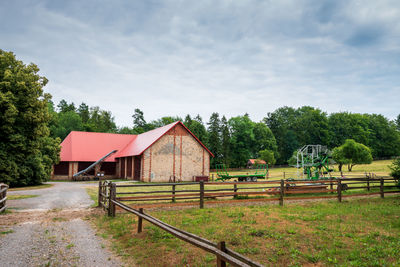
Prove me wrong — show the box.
[60,131,136,162]
[115,121,214,158]
[59,121,213,162]
[248,159,266,164]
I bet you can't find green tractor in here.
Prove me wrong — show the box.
[296,145,334,180]
[215,163,268,182]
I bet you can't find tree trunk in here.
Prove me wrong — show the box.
[348,164,355,172]
[338,163,343,172]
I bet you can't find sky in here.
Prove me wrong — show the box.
[1,0,399,127]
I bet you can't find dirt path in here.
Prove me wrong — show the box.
[0,183,123,267]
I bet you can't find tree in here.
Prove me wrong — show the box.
[150,116,182,128]
[331,146,349,172]
[395,114,400,132]
[328,112,369,148]
[86,106,117,133]
[78,102,90,123]
[207,113,221,166]
[186,115,208,146]
[264,106,328,164]
[389,157,400,180]
[229,115,277,168]
[334,139,373,171]
[363,114,400,158]
[220,116,231,166]
[0,50,60,186]
[57,99,75,113]
[54,111,84,140]
[259,149,276,165]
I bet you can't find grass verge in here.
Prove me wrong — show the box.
[7,194,38,200]
[8,184,53,191]
[86,186,99,207]
[90,195,400,266]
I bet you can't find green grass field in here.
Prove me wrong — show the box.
[210,159,393,179]
[89,159,399,266]
[92,195,400,266]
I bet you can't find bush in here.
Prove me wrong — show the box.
[389,158,400,179]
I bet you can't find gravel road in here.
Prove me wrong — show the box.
[7,182,94,211]
[0,182,124,267]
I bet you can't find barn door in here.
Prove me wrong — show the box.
[134,156,141,181]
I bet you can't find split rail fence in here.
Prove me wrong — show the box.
[98,176,399,266]
[0,183,9,213]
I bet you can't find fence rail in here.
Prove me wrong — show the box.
[98,176,399,266]
[0,184,9,213]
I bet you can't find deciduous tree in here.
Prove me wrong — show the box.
[0,50,60,186]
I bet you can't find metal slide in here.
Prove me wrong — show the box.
[73,150,118,178]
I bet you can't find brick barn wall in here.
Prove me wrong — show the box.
[141,124,210,182]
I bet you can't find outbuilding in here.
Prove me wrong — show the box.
[246,159,266,169]
[52,121,213,182]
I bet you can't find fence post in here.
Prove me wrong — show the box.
[217,241,227,267]
[138,208,143,233]
[367,175,370,191]
[108,183,116,217]
[283,172,286,179]
[233,183,238,199]
[172,184,176,203]
[330,179,333,193]
[337,178,342,202]
[98,180,102,207]
[199,181,204,209]
[279,179,284,206]
[380,178,384,198]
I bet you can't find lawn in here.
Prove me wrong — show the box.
[91,195,400,266]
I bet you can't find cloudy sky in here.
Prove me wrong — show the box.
[1,0,399,126]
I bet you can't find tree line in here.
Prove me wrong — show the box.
[49,101,400,169]
[2,50,400,186]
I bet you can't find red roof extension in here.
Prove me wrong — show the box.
[60,131,136,162]
[60,121,213,162]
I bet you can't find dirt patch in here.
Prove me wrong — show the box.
[0,208,99,226]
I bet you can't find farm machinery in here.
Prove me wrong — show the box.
[288,145,350,191]
[296,145,334,180]
[215,163,268,182]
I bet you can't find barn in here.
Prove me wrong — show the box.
[52,121,213,182]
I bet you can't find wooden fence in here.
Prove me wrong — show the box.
[98,177,399,266]
[100,176,399,209]
[0,184,9,213]
[99,180,263,267]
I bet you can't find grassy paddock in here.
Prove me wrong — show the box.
[104,179,397,207]
[91,195,400,266]
[210,159,393,179]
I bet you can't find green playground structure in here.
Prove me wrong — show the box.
[215,164,268,182]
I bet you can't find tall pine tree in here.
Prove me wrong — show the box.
[207,113,221,166]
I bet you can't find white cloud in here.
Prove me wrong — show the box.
[0,0,399,127]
